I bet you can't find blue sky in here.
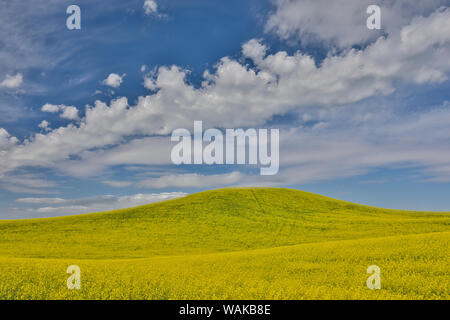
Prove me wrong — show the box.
[1,0,450,218]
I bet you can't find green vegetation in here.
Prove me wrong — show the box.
[0,188,448,299]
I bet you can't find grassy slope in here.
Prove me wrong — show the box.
[0,188,448,259]
[0,188,448,299]
[1,232,448,299]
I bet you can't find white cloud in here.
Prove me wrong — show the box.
[265,0,448,48]
[41,103,79,120]
[0,128,18,151]
[125,100,450,188]
[102,180,133,188]
[143,0,158,15]
[38,120,51,132]
[137,172,243,189]
[241,100,450,185]
[0,73,23,88]
[55,136,173,177]
[60,106,79,120]
[3,175,57,188]
[102,73,125,88]
[41,103,60,113]
[0,173,58,194]
[16,192,187,217]
[16,197,65,204]
[1,185,57,195]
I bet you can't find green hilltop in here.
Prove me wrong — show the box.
[0,188,448,259]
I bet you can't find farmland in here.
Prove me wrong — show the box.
[0,188,448,299]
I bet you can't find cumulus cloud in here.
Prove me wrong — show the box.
[102,73,125,88]
[38,120,51,131]
[41,103,79,120]
[143,0,158,15]
[60,106,80,120]
[0,73,23,88]
[0,128,18,151]
[265,0,449,48]
[41,103,60,113]
[15,192,187,218]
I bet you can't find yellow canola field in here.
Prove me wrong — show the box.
[0,188,448,299]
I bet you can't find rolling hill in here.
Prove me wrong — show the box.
[0,188,448,299]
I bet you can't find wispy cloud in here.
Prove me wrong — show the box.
[137,172,243,189]
[14,192,187,218]
[0,173,58,194]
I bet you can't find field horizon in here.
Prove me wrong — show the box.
[0,187,448,299]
